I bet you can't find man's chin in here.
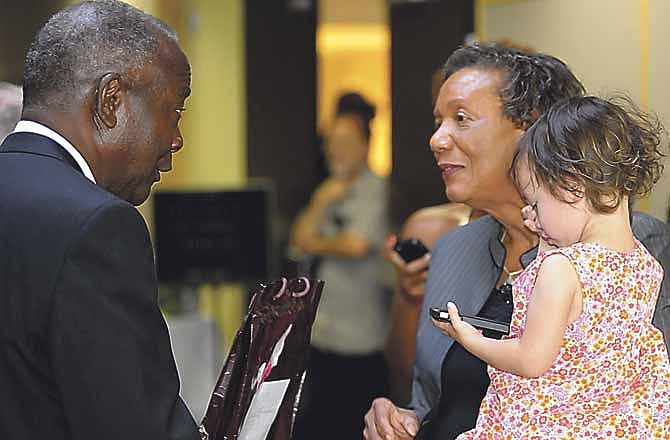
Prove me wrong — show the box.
[126,186,152,206]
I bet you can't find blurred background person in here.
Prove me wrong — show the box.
[0,82,22,142]
[290,92,390,440]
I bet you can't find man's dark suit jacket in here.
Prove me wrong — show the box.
[0,132,199,440]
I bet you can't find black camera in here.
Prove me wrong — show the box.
[393,238,429,263]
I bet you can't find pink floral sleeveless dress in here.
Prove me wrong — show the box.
[458,241,670,439]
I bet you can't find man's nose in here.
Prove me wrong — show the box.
[170,128,184,153]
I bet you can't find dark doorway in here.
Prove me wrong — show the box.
[390,0,474,228]
[245,1,319,241]
[0,0,62,83]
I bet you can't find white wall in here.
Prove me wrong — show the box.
[647,0,670,220]
[478,0,670,220]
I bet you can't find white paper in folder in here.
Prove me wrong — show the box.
[238,379,290,440]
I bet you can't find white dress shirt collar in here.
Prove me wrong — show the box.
[12,120,96,183]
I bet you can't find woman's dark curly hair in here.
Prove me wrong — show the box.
[512,95,666,213]
[443,44,586,128]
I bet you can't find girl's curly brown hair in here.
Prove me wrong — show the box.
[512,95,666,213]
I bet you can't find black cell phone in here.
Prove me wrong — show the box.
[430,307,510,335]
[393,238,429,263]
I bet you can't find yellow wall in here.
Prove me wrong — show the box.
[160,1,246,189]
[125,0,158,15]
[647,0,670,220]
[76,0,248,182]
[478,0,641,101]
[476,0,670,219]
[129,0,247,348]
[168,0,246,347]
[114,0,247,230]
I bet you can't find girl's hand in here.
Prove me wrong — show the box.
[431,302,481,345]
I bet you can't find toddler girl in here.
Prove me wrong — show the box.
[435,96,670,438]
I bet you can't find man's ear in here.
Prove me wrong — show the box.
[95,73,123,129]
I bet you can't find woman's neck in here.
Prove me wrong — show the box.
[478,197,538,271]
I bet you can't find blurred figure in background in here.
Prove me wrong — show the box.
[0,82,22,142]
[291,92,390,440]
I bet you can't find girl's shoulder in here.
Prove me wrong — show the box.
[533,240,658,282]
[516,245,578,289]
[539,240,638,261]
[516,242,598,292]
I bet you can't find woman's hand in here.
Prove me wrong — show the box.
[383,235,430,300]
[431,302,481,346]
[363,397,419,440]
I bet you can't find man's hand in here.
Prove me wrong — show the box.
[383,235,430,300]
[363,398,419,440]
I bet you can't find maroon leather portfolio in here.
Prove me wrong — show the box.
[200,277,323,440]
